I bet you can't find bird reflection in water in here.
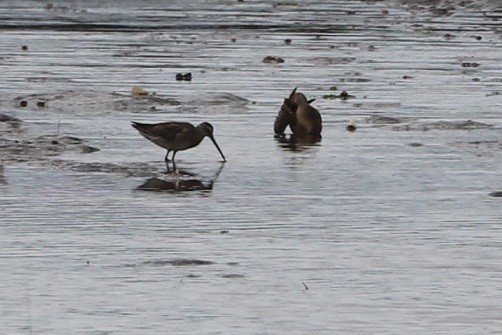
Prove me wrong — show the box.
[136,162,224,193]
[274,133,321,152]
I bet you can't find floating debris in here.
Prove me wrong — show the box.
[36,101,46,107]
[262,55,285,64]
[131,86,149,96]
[322,91,355,100]
[489,191,502,197]
[19,100,28,107]
[175,72,192,81]
[284,38,292,44]
[21,45,28,51]
[461,62,480,68]
[346,119,357,132]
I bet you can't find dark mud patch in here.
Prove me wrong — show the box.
[142,259,215,267]
[220,273,245,279]
[366,115,409,125]
[392,120,492,131]
[4,90,250,116]
[450,140,502,151]
[0,134,98,163]
[0,165,6,185]
[310,57,356,65]
[6,90,181,116]
[48,160,157,178]
[0,114,22,123]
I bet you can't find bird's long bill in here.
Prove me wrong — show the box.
[289,87,298,100]
[209,135,226,162]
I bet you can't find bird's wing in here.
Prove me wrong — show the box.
[133,122,195,142]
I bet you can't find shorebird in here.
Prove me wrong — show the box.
[274,87,322,140]
[131,121,226,170]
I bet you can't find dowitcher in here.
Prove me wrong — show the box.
[132,121,226,170]
[274,87,322,140]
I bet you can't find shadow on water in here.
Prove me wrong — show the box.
[135,162,225,193]
[274,134,322,152]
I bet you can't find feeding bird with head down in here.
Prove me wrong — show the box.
[131,121,226,170]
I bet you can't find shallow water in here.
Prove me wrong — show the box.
[1,0,501,334]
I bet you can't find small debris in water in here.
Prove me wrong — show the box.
[21,45,29,51]
[346,119,357,132]
[284,38,292,44]
[408,142,423,147]
[131,86,149,96]
[403,75,413,79]
[230,37,236,43]
[475,36,482,40]
[340,91,354,100]
[36,101,46,107]
[175,72,192,81]
[302,282,309,290]
[220,230,229,234]
[489,191,502,198]
[367,45,376,51]
[19,100,28,107]
[81,145,100,154]
[322,91,354,100]
[262,55,284,64]
[461,62,480,68]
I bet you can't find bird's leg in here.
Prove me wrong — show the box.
[164,150,173,173]
[171,151,177,172]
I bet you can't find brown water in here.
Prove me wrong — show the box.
[1,1,501,334]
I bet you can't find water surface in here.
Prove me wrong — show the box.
[1,1,501,334]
